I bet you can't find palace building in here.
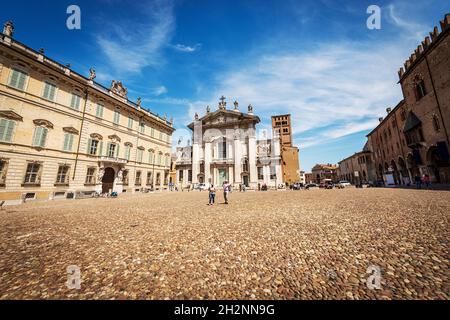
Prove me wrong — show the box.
[0,22,174,204]
[368,14,450,185]
[338,14,450,185]
[175,98,283,189]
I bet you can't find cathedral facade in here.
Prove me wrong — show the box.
[175,98,283,189]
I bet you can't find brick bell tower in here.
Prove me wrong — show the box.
[271,114,300,185]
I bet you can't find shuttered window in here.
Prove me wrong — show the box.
[8,68,27,90]
[87,139,101,155]
[63,133,74,152]
[113,110,120,124]
[124,146,131,160]
[96,103,104,118]
[148,151,154,164]
[70,93,81,110]
[32,126,48,147]
[137,149,143,163]
[0,119,15,143]
[42,82,57,101]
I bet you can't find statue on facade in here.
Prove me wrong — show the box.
[97,167,105,182]
[110,80,128,98]
[234,100,239,110]
[206,105,210,113]
[88,68,96,81]
[248,104,253,113]
[136,97,142,107]
[195,112,199,120]
[117,169,123,182]
[3,21,14,37]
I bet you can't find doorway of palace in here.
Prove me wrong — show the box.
[218,168,227,186]
[102,167,115,194]
[243,175,249,187]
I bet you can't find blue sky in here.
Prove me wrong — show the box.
[1,0,449,171]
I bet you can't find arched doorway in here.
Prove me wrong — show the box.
[391,160,400,185]
[407,153,420,178]
[102,167,115,194]
[427,146,450,183]
[398,157,408,184]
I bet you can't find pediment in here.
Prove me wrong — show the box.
[188,110,260,130]
[63,127,79,135]
[33,119,54,129]
[108,134,121,142]
[0,110,23,121]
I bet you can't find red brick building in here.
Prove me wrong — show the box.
[367,14,450,184]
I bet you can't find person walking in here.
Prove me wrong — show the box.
[223,181,230,204]
[423,174,430,189]
[414,175,422,189]
[208,184,216,205]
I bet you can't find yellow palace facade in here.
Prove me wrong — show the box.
[0,22,175,204]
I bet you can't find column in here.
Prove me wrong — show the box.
[228,166,234,185]
[234,132,242,187]
[248,127,257,187]
[204,141,212,186]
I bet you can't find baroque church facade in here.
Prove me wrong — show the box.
[175,98,283,189]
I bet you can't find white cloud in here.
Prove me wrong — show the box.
[192,41,406,147]
[150,85,168,96]
[171,43,202,53]
[386,4,428,40]
[96,0,175,73]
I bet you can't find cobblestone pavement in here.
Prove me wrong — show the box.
[0,188,448,300]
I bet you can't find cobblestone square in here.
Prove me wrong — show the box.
[0,188,448,300]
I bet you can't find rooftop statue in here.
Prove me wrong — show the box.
[3,21,14,37]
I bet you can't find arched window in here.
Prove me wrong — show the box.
[432,114,440,132]
[414,75,427,101]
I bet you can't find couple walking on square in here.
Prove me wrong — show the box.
[208,181,231,205]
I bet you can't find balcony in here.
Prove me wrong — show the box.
[98,156,128,164]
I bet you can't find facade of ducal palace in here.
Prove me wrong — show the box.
[175,99,283,189]
[0,22,174,204]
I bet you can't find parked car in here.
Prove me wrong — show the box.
[305,183,318,190]
[336,180,351,188]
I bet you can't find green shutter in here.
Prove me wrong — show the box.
[115,144,120,158]
[32,127,41,146]
[99,141,103,156]
[49,84,56,100]
[5,121,14,142]
[70,94,80,109]
[40,128,48,147]
[63,134,69,151]
[9,69,19,88]
[0,119,7,141]
[17,72,26,90]
[43,83,50,99]
[106,142,111,157]
[87,138,92,154]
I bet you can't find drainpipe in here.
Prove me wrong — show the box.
[72,88,89,180]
